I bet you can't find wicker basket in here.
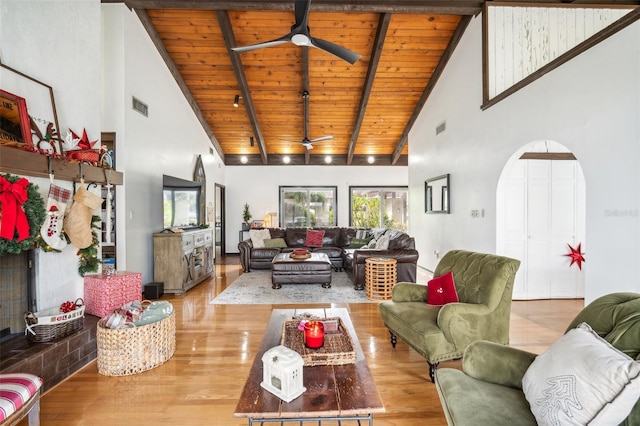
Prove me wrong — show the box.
[280,318,356,366]
[96,311,176,376]
[24,298,85,343]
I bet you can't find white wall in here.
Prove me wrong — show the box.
[409,15,640,303]
[0,0,102,310]
[224,165,408,253]
[102,5,225,282]
[6,3,636,306]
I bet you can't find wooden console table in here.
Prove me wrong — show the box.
[234,308,385,425]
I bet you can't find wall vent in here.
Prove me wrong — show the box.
[132,97,148,117]
[435,121,446,135]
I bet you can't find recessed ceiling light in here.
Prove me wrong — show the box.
[324,156,332,164]
[283,156,290,164]
[240,156,248,164]
[367,156,375,164]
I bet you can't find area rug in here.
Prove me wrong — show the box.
[210,270,373,304]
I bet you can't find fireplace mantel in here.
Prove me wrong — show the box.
[0,145,123,185]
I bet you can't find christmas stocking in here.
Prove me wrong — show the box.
[63,186,103,249]
[40,184,71,250]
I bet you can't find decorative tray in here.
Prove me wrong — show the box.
[280,317,356,366]
[289,253,311,259]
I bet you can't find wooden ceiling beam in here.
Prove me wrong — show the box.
[107,0,640,16]
[391,14,472,164]
[112,0,484,15]
[111,0,640,14]
[216,10,268,164]
[347,12,390,164]
[134,9,225,160]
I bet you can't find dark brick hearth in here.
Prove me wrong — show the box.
[0,315,99,392]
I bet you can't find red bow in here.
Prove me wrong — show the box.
[0,176,30,242]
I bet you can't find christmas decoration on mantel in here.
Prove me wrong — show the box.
[64,185,102,249]
[26,116,64,159]
[62,128,100,166]
[77,215,101,276]
[0,173,45,255]
[565,243,585,270]
[39,182,71,251]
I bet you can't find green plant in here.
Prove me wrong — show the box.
[242,203,252,223]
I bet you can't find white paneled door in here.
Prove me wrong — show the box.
[498,157,585,299]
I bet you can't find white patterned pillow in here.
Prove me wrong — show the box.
[375,234,390,250]
[385,229,402,240]
[522,322,640,426]
[355,229,369,239]
[370,228,387,241]
[249,229,271,248]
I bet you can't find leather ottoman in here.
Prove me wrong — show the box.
[271,252,332,289]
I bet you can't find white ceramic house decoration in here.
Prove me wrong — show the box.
[261,345,305,402]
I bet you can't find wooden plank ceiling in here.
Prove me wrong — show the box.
[113,0,637,166]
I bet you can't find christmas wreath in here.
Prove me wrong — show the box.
[0,173,46,255]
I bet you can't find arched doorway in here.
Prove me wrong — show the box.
[497,140,585,300]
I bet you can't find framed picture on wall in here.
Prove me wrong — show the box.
[1,62,61,154]
[0,89,31,146]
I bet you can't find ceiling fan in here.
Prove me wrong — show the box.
[231,0,361,65]
[299,90,333,150]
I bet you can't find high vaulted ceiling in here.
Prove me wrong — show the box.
[110,0,638,166]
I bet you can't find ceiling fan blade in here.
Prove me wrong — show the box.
[308,135,333,143]
[294,0,311,29]
[310,37,361,64]
[302,142,314,150]
[231,35,291,53]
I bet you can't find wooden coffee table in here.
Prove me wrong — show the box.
[234,308,385,425]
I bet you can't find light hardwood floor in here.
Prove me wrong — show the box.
[33,255,584,425]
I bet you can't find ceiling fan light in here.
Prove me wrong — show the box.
[291,34,311,46]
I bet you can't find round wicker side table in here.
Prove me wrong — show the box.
[364,257,397,301]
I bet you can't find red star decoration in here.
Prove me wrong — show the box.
[565,243,585,270]
[70,128,97,150]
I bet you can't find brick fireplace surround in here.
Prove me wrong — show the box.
[0,315,99,392]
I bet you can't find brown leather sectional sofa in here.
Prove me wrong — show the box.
[238,227,419,290]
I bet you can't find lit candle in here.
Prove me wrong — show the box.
[304,321,325,349]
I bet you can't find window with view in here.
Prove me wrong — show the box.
[280,186,337,227]
[350,187,408,231]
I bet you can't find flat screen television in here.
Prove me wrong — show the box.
[163,174,202,230]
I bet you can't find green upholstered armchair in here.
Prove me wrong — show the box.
[435,293,640,426]
[378,250,521,382]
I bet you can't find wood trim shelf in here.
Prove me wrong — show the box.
[0,145,123,185]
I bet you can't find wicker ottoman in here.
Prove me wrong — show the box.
[271,252,332,289]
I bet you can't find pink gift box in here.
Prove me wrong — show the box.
[83,271,142,317]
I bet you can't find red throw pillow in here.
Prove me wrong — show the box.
[305,229,325,247]
[426,271,459,306]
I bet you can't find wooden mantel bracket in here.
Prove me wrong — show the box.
[0,145,123,185]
